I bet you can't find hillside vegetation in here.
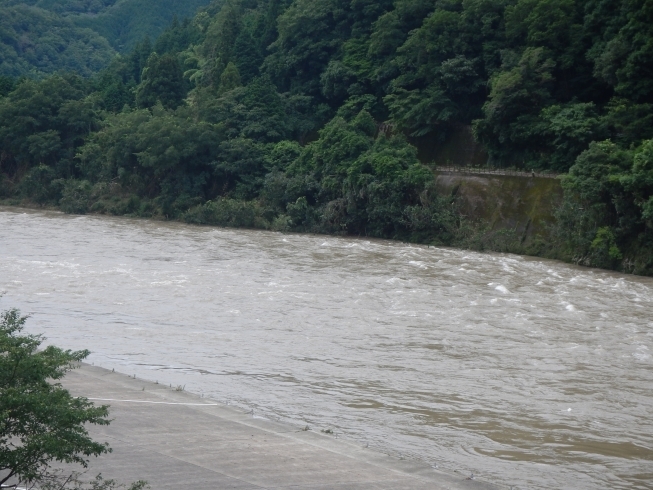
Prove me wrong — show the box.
[0,0,213,77]
[73,0,218,52]
[0,4,116,77]
[1,0,652,274]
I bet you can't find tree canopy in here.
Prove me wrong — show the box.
[0,4,116,78]
[0,0,214,78]
[0,308,110,487]
[1,0,652,274]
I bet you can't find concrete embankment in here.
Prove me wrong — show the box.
[62,364,498,490]
[415,124,564,242]
[435,172,563,241]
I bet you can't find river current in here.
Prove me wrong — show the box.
[1,207,652,489]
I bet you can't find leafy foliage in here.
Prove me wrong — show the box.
[0,0,213,78]
[1,0,653,273]
[0,4,116,78]
[136,53,186,109]
[0,73,100,200]
[0,308,110,487]
[553,139,653,273]
[74,0,214,53]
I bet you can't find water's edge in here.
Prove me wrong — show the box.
[69,362,499,489]
[1,200,641,279]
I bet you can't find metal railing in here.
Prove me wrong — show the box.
[434,165,561,178]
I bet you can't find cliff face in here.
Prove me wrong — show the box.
[435,172,563,242]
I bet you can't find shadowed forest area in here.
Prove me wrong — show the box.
[0,0,652,274]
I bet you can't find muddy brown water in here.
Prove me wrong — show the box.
[1,208,652,489]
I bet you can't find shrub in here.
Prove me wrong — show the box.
[18,165,60,205]
[58,179,93,214]
[183,199,268,228]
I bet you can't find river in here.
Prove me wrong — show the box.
[1,207,651,489]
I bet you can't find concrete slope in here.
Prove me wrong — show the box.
[435,173,563,240]
[61,364,498,490]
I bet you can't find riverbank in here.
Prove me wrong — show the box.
[0,193,611,277]
[62,363,497,490]
[5,186,652,277]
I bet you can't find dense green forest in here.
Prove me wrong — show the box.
[73,0,217,52]
[0,0,213,77]
[0,4,116,76]
[1,0,652,274]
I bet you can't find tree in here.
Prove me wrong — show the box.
[263,0,353,96]
[135,53,186,109]
[0,4,116,78]
[127,37,153,84]
[233,28,263,84]
[199,2,242,88]
[0,308,111,488]
[0,74,99,186]
[218,62,242,95]
[474,47,556,166]
[0,77,15,98]
[589,0,653,103]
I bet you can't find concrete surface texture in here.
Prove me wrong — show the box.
[59,364,498,490]
[434,173,562,240]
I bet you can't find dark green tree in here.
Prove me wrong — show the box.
[0,77,15,98]
[154,17,202,56]
[263,0,353,96]
[218,62,242,95]
[0,4,116,78]
[127,37,154,83]
[200,2,242,88]
[233,28,263,84]
[0,74,99,192]
[135,53,186,109]
[474,47,556,166]
[589,0,653,103]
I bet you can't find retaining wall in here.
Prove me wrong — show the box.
[435,172,563,241]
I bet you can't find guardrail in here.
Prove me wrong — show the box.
[434,165,561,178]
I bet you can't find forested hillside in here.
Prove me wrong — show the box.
[0,4,116,76]
[73,0,217,52]
[0,0,118,15]
[0,0,213,77]
[1,0,652,274]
